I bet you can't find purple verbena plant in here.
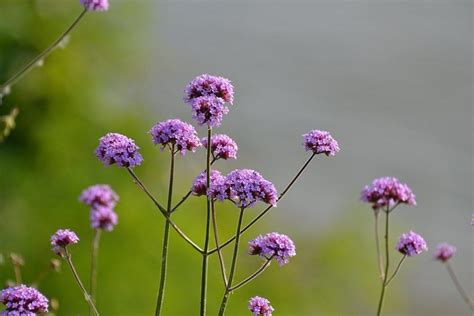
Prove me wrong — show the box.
[91,73,339,315]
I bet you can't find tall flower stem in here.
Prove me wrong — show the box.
[200,127,212,316]
[229,258,272,291]
[445,261,474,311]
[208,153,316,255]
[89,229,101,315]
[155,149,175,316]
[211,200,228,286]
[64,248,100,316]
[376,210,390,316]
[0,9,88,99]
[218,207,245,316]
[385,255,406,286]
[374,211,384,280]
[126,168,204,254]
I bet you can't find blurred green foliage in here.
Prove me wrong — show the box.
[0,1,393,315]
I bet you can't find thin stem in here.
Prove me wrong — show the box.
[64,248,100,316]
[0,9,88,97]
[89,229,101,315]
[376,210,390,316]
[445,261,474,311]
[229,258,272,292]
[218,207,245,316]
[211,200,228,286]
[155,150,175,316]
[374,211,384,280]
[126,168,204,254]
[200,127,212,316]
[209,153,316,255]
[13,265,22,285]
[385,255,406,286]
[170,158,217,214]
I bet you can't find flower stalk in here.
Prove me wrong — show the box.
[89,229,101,314]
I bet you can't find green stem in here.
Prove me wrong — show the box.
[154,150,175,316]
[376,210,390,316]
[211,200,228,286]
[89,229,101,315]
[374,211,384,280]
[218,207,245,316]
[208,153,316,255]
[64,248,100,316]
[445,261,474,311]
[385,255,406,286]
[126,168,204,254]
[200,127,212,316]
[0,9,88,98]
[229,258,272,291]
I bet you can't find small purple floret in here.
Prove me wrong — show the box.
[248,296,274,316]
[361,177,416,211]
[191,170,225,197]
[90,207,118,232]
[184,74,234,105]
[1,285,49,315]
[396,231,428,256]
[190,96,229,127]
[79,184,118,209]
[80,0,108,11]
[434,242,456,262]
[303,129,340,156]
[214,169,277,208]
[95,133,143,168]
[51,229,79,254]
[249,232,296,266]
[202,134,238,160]
[149,119,201,155]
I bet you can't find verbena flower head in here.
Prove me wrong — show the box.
[248,296,274,316]
[303,129,340,156]
[190,96,229,127]
[396,231,428,256]
[80,0,109,11]
[434,242,456,262]
[50,229,79,254]
[1,285,48,315]
[216,169,278,208]
[95,133,143,168]
[149,119,201,155]
[191,170,225,197]
[249,232,296,266]
[90,207,118,232]
[361,177,416,211]
[184,74,234,105]
[202,134,238,160]
[79,184,118,209]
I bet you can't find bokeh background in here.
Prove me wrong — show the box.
[0,0,472,315]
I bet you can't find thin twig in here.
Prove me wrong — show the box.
[374,211,384,280]
[211,200,228,286]
[229,258,272,292]
[445,261,474,311]
[385,255,406,286]
[89,229,101,315]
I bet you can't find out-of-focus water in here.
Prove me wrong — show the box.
[140,1,471,315]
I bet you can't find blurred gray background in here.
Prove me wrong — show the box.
[141,1,472,315]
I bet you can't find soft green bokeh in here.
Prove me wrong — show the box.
[0,2,393,315]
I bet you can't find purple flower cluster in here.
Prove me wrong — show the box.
[80,184,119,231]
[249,232,296,266]
[211,169,278,208]
[150,119,201,155]
[95,133,143,168]
[184,74,234,127]
[396,231,428,256]
[191,170,225,197]
[80,0,109,11]
[303,129,340,156]
[202,134,238,160]
[248,296,274,316]
[434,242,456,262]
[51,229,79,254]
[90,206,118,232]
[79,184,118,209]
[361,177,416,211]
[0,285,49,315]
